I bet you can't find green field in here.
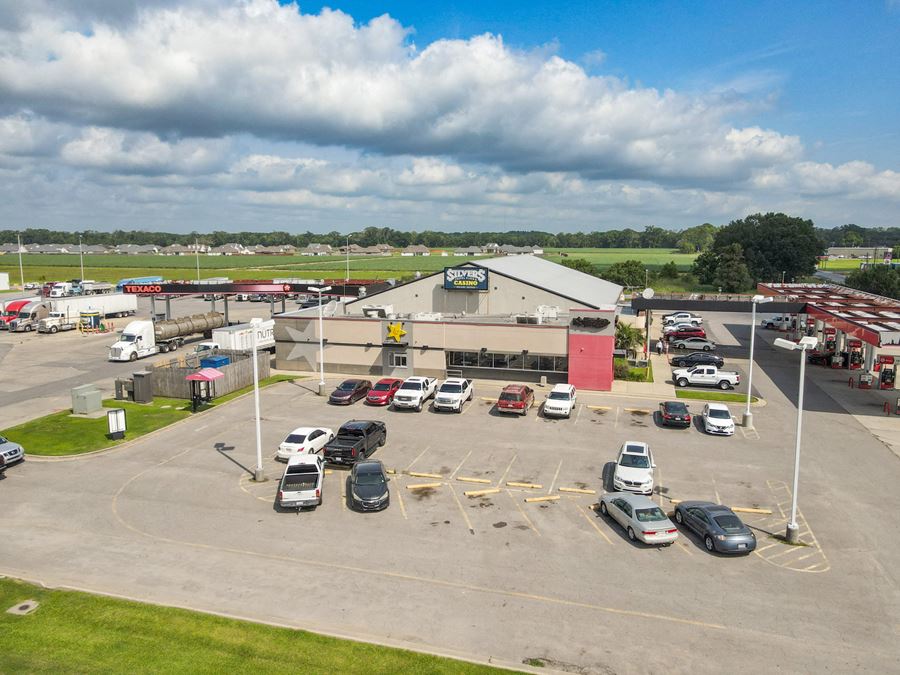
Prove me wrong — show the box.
[0,577,506,674]
[0,249,698,285]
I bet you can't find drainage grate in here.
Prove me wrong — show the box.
[7,599,39,615]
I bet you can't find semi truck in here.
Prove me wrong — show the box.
[73,280,115,295]
[38,294,138,333]
[108,312,226,362]
[49,282,75,298]
[8,300,51,332]
[0,299,30,330]
[193,318,276,354]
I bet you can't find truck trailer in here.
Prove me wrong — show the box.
[194,318,276,354]
[73,281,115,295]
[108,312,226,361]
[38,294,138,333]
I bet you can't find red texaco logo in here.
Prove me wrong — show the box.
[283,284,291,292]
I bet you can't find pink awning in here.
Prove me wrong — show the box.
[185,368,225,382]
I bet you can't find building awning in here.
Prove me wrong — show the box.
[185,368,224,382]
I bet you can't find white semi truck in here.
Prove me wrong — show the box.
[38,294,138,333]
[193,318,276,354]
[108,312,226,361]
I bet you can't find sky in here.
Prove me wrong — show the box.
[0,0,897,234]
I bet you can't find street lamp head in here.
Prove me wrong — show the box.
[774,336,818,351]
[308,285,332,294]
[798,336,818,350]
[774,337,799,351]
[752,295,774,304]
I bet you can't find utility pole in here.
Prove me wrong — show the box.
[195,238,201,284]
[17,233,25,290]
[79,234,85,281]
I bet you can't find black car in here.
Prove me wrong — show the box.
[329,379,372,405]
[674,501,757,554]
[659,401,692,428]
[349,460,390,511]
[670,351,724,369]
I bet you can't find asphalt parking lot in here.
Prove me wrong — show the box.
[3,358,899,673]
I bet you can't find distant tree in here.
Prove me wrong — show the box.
[601,260,647,287]
[845,266,900,300]
[892,245,900,261]
[677,223,717,253]
[691,250,719,285]
[561,258,597,275]
[659,261,680,278]
[714,244,753,292]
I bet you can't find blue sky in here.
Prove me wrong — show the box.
[0,0,897,233]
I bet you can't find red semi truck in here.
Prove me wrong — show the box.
[0,299,30,331]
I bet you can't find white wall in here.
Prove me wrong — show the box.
[0,272,8,291]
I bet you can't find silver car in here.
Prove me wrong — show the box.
[599,492,678,545]
[671,337,716,351]
[674,501,756,554]
[0,436,24,465]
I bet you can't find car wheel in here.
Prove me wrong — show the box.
[599,501,608,516]
[718,380,730,390]
[704,535,715,552]
[703,345,711,351]
[675,509,683,524]
[170,342,178,352]
[677,378,688,387]
[676,344,686,349]
[627,527,637,542]
[129,352,138,362]
[50,325,58,334]
[416,402,422,412]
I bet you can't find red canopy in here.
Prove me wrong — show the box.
[185,368,225,382]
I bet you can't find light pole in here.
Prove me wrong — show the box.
[16,233,24,290]
[743,294,773,428]
[781,271,786,284]
[774,335,818,543]
[345,234,351,282]
[251,324,265,482]
[79,234,85,281]
[195,237,201,284]
[309,285,332,395]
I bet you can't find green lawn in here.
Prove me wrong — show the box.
[0,577,507,675]
[675,390,759,404]
[0,375,301,456]
[815,259,864,272]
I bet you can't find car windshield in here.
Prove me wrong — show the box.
[714,515,744,533]
[708,409,732,420]
[548,392,570,400]
[665,403,688,414]
[2,310,17,317]
[121,334,138,342]
[440,383,462,393]
[337,382,358,391]
[372,382,393,391]
[355,470,385,486]
[400,382,421,390]
[284,434,307,444]
[619,454,650,468]
[499,392,521,401]
[635,507,667,522]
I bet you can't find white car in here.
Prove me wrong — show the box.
[433,377,474,413]
[542,383,577,418]
[612,441,655,496]
[703,403,735,436]
[276,426,335,461]
[392,376,437,412]
[599,492,679,545]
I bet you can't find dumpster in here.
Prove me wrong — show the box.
[200,355,230,369]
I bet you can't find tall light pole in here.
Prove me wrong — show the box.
[251,324,265,482]
[743,294,773,428]
[78,234,85,281]
[195,238,201,284]
[345,234,351,282]
[309,285,332,395]
[774,335,818,543]
[16,233,24,290]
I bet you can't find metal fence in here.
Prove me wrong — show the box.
[148,349,271,399]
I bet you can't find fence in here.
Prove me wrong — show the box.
[148,349,271,399]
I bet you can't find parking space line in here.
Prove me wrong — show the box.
[574,404,583,425]
[404,445,431,472]
[675,540,694,556]
[755,543,778,553]
[459,400,475,416]
[794,551,818,563]
[547,460,563,494]
[656,465,663,507]
[576,503,613,545]
[506,490,540,536]
[340,474,347,511]
[497,453,517,486]
[448,483,475,535]
[450,449,473,480]
[395,482,407,519]
[711,475,721,504]
[614,406,620,429]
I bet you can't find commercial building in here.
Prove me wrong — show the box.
[274,256,624,391]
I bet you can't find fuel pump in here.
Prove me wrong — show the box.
[823,327,836,353]
[847,339,863,370]
[877,355,895,390]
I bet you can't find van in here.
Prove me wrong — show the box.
[277,454,324,509]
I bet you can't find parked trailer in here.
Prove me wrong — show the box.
[75,281,115,295]
[108,312,226,361]
[38,294,138,333]
[194,318,275,354]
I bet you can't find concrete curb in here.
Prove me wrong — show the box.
[0,572,542,674]
[23,379,305,463]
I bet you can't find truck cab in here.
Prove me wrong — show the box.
[49,282,73,298]
[10,301,49,332]
[277,454,324,510]
[108,320,156,362]
[0,300,29,330]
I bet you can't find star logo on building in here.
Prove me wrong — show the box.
[385,322,407,343]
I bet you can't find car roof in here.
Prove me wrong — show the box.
[404,376,428,381]
[341,420,377,430]
[705,402,731,412]
[354,459,384,471]
[621,441,649,454]
[662,401,688,409]
[502,384,529,393]
[285,426,320,435]
[339,379,364,385]
[550,383,574,393]
[375,377,403,384]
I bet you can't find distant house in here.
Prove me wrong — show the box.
[357,245,388,256]
[0,243,23,254]
[301,243,334,256]
[376,244,394,253]
[483,243,501,255]
[497,244,543,256]
[455,246,484,257]
[255,245,297,255]
[162,244,193,256]
[115,244,159,255]
[28,244,69,254]
[401,245,431,257]
[208,243,247,256]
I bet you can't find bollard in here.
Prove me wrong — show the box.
[848,377,854,389]
[885,401,891,416]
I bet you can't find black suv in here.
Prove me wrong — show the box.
[670,351,724,369]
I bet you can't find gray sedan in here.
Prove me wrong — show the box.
[599,492,678,545]
[0,436,24,465]
[674,501,756,554]
[671,337,716,351]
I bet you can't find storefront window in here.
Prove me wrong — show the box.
[539,355,555,371]
[492,353,509,369]
[389,352,408,368]
[524,354,539,370]
[445,351,567,372]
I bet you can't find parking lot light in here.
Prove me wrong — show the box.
[308,285,332,395]
[774,335,818,543]
[743,295,774,429]
[251,326,265,483]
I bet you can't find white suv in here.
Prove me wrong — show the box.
[542,384,576,418]
[612,441,655,496]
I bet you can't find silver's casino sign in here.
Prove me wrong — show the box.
[443,267,489,291]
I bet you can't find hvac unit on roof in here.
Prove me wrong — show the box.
[515,314,541,325]
[361,304,394,318]
[535,305,559,320]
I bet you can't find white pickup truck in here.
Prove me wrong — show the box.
[277,454,324,510]
[433,377,474,413]
[672,365,740,390]
[392,376,438,412]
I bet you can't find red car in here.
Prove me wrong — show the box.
[497,384,535,416]
[365,377,404,406]
[666,327,706,341]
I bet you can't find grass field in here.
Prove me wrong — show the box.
[0,577,506,674]
[0,249,698,285]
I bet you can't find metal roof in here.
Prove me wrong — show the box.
[474,256,622,309]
